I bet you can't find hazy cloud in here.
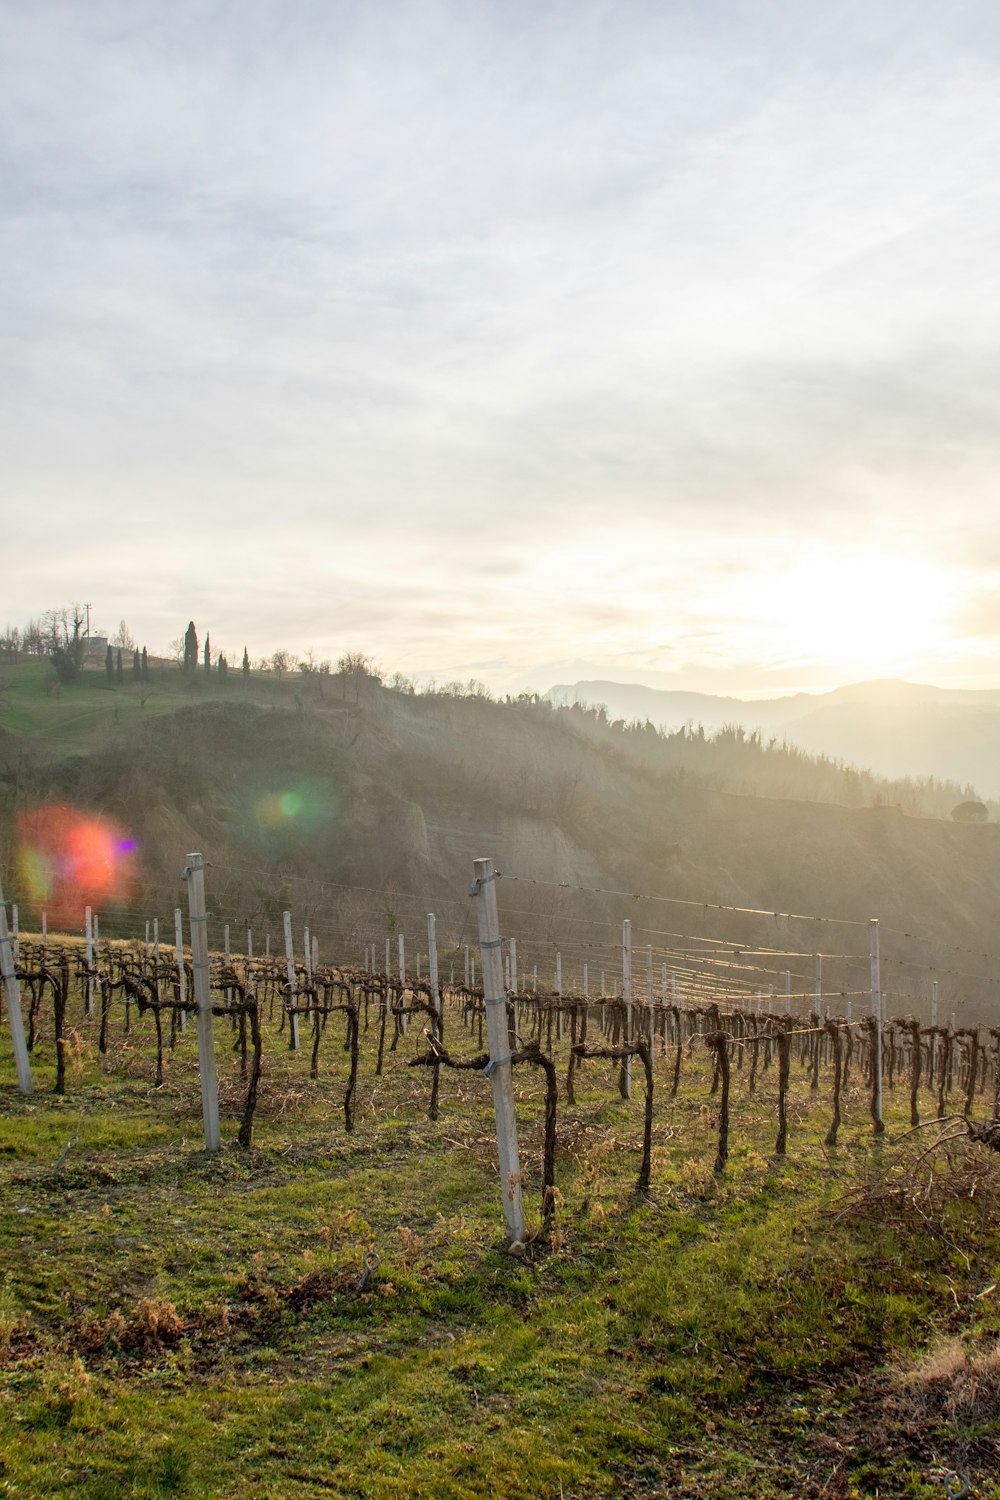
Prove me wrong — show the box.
[3,1,1000,690]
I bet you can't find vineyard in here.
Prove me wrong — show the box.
[2,857,1000,1498]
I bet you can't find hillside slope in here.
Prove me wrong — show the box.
[2,667,999,1024]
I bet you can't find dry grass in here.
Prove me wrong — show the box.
[894,1334,1000,1425]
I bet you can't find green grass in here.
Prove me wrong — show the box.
[0,658,304,756]
[1,996,999,1498]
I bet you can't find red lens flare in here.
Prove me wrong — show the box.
[16,804,138,925]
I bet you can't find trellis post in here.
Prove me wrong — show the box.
[85,905,94,1015]
[621,919,633,1099]
[174,907,187,1031]
[0,878,32,1094]
[870,918,884,1134]
[471,858,525,1243]
[183,853,220,1150]
[555,951,563,1039]
[510,937,518,994]
[398,934,407,1032]
[11,905,18,962]
[427,913,440,1024]
[283,911,299,1050]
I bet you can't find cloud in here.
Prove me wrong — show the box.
[3,1,1000,691]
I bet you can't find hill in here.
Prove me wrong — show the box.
[547,678,1000,799]
[2,658,1000,1025]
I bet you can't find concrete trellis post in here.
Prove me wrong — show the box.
[85,906,94,1015]
[11,905,18,962]
[303,927,312,981]
[312,935,318,972]
[93,912,99,950]
[398,934,407,1032]
[870,918,884,1134]
[0,879,32,1094]
[814,954,822,1012]
[555,951,563,1039]
[427,913,440,1025]
[154,918,161,1010]
[621,919,633,1099]
[785,969,792,1017]
[510,938,518,994]
[174,908,187,1031]
[583,962,589,999]
[183,854,220,1150]
[471,858,525,1244]
[385,937,391,974]
[41,912,47,957]
[283,911,299,1050]
[464,945,470,988]
[646,943,654,1037]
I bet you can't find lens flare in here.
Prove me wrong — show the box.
[16,804,139,924]
[254,780,338,832]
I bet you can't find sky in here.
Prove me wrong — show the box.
[3,0,1000,698]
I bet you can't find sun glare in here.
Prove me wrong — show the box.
[709,552,956,682]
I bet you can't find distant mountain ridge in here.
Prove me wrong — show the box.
[545,679,1000,799]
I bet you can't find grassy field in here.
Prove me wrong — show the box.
[1,978,999,1499]
[0,659,295,756]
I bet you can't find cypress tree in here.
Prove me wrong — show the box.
[116,648,123,683]
[183,621,198,674]
[204,633,211,671]
[141,646,149,680]
[242,647,250,681]
[105,644,114,683]
[132,648,141,680]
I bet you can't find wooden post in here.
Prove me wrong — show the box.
[510,938,518,993]
[785,969,792,1017]
[183,854,220,1150]
[154,917,161,1011]
[85,905,94,1015]
[472,858,525,1243]
[870,918,884,1134]
[284,911,299,1050]
[583,962,589,998]
[0,878,32,1094]
[621,919,632,1099]
[814,953,822,1012]
[174,907,187,1031]
[646,943,654,1038]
